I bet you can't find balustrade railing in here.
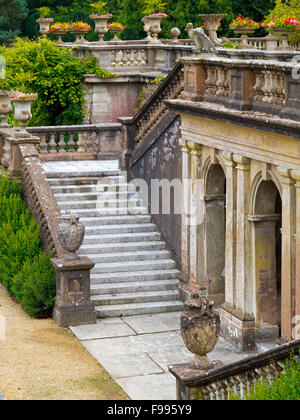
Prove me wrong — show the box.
[27,123,122,154]
[169,340,300,400]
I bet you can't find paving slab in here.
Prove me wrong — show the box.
[116,373,177,401]
[122,312,181,334]
[93,352,164,379]
[70,321,136,341]
[43,160,119,174]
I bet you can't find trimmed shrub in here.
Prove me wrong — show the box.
[0,170,56,317]
[229,354,300,400]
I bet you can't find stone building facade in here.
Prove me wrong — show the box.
[165,55,300,351]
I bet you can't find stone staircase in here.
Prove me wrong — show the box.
[44,161,183,318]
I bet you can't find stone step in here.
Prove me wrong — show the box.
[61,207,148,217]
[91,259,177,274]
[84,224,156,235]
[92,290,179,306]
[82,232,161,244]
[95,300,184,318]
[90,279,179,295]
[58,198,143,210]
[79,241,166,254]
[52,183,137,194]
[48,176,127,187]
[91,269,181,284]
[45,169,120,178]
[82,249,171,264]
[79,215,152,226]
[55,191,136,201]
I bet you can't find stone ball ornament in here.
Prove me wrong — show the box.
[58,214,85,261]
[180,294,221,369]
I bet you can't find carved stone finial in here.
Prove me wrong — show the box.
[185,23,218,55]
[57,214,85,261]
[171,27,181,43]
[180,294,220,369]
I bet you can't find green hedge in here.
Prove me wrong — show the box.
[229,354,300,400]
[0,170,56,318]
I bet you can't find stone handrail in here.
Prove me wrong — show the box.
[27,123,122,155]
[226,36,300,51]
[169,339,300,400]
[0,127,64,258]
[131,60,185,145]
[179,56,300,122]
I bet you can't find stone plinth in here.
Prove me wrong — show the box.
[52,256,97,327]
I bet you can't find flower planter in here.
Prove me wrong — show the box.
[0,92,13,127]
[268,27,298,50]
[12,94,37,133]
[52,29,68,44]
[199,14,227,46]
[90,14,112,43]
[69,29,90,44]
[231,26,256,48]
[142,14,167,43]
[37,17,54,38]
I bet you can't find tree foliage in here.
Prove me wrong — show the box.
[0,0,28,44]
[0,38,112,126]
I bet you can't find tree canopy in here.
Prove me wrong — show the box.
[0,0,28,44]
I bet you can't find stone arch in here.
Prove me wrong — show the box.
[203,162,226,305]
[250,170,282,215]
[250,177,282,342]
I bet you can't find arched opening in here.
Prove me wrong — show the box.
[204,164,226,305]
[253,179,282,341]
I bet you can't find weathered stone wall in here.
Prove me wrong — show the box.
[131,113,182,268]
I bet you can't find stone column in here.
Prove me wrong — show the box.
[222,152,237,308]
[188,142,205,295]
[278,168,296,342]
[292,170,300,338]
[180,139,191,299]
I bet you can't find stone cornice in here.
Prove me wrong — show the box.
[165,99,300,140]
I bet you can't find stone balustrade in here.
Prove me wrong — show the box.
[180,55,300,121]
[226,36,300,51]
[27,123,122,158]
[169,340,300,400]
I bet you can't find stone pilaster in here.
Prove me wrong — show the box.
[222,152,237,308]
[188,142,205,295]
[278,168,296,342]
[291,170,300,339]
[179,139,191,299]
[234,155,252,317]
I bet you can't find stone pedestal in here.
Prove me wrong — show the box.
[52,256,97,327]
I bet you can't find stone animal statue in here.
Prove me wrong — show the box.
[185,23,217,55]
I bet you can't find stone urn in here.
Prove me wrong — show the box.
[12,94,37,133]
[231,26,256,48]
[90,14,112,43]
[53,29,68,44]
[58,214,85,261]
[181,294,220,369]
[268,27,296,50]
[69,29,90,44]
[0,92,13,127]
[109,28,123,41]
[199,14,227,46]
[37,18,54,38]
[142,14,167,43]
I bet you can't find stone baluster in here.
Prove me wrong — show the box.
[58,133,65,153]
[253,71,265,102]
[205,66,218,95]
[68,133,76,152]
[49,133,57,153]
[216,67,229,97]
[39,133,48,154]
